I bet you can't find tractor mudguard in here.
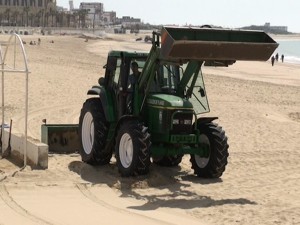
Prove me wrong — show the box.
[197,117,218,125]
[87,85,116,123]
[87,85,101,95]
[115,115,139,132]
[104,115,140,148]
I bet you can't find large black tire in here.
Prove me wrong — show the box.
[153,155,183,167]
[115,120,151,176]
[190,122,229,178]
[79,98,112,165]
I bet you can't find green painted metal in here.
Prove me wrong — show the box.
[151,142,209,157]
[135,44,161,116]
[106,122,117,142]
[108,50,148,58]
[100,86,116,123]
[169,134,197,144]
[145,103,162,134]
[87,85,116,123]
[138,45,160,92]
[149,126,197,142]
[147,94,193,108]
[145,95,194,137]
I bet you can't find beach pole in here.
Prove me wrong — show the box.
[14,34,29,167]
[1,33,29,166]
[1,44,4,157]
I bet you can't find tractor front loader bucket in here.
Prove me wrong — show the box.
[160,26,278,62]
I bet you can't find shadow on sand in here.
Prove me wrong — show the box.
[68,160,257,210]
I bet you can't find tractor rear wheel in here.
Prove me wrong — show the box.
[79,98,112,165]
[115,120,151,176]
[190,122,229,178]
[153,155,183,167]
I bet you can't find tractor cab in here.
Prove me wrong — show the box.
[102,51,210,121]
[101,51,148,118]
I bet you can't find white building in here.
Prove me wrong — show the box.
[62,2,141,27]
[264,23,288,33]
[69,0,74,10]
[102,11,116,24]
[80,2,103,27]
[116,16,141,27]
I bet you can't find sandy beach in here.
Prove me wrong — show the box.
[0,32,299,225]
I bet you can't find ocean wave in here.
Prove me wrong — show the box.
[284,56,300,64]
[276,40,300,64]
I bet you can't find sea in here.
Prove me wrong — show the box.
[275,40,300,65]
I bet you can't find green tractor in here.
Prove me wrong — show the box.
[79,26,278,177]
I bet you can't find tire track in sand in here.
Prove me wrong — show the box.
[12,103,81,139]
[75,183,175,225]
[0,184,55,225]
[39,158,174,225]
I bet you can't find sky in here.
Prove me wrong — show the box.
[57,0,300,33]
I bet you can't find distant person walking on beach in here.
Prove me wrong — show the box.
[281,54,284,63]
[275,53,279,61]
[271,56,275,66]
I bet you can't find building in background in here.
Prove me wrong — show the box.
[0,0,142,29]
[114,16,142,33]
[116,16,141,26]
[241,22,289,34]
[79,2,103,27]
[0,0,57,26]
[79,2,117,27]
[102,11,116,25]
[263,22,288,33]
[69,0,74,11]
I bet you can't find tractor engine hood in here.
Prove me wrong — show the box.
[147,94,193,109]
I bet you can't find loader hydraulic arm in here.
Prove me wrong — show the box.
[138,32,160,93]
[135,32,161,115]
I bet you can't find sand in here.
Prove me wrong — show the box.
[0,32,299,225]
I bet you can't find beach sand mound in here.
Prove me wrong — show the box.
[79,33,106,40]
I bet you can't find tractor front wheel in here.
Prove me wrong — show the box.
[190,122,229,178]
[115,120,151,176]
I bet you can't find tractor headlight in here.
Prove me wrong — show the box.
[184,119,192,125]
[173,119,179,125]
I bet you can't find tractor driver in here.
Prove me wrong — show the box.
[125,61,141,113]
[128,61,141,90]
